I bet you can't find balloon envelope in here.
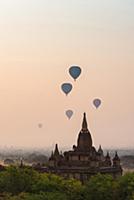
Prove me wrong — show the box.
[66,110,73,119]
[61,83,73,95]
[38,123,43,128]
[69,66,81,81]
[93,99,101,109]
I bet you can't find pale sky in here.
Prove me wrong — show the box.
[0,0,134,149]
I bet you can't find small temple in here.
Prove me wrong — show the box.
[48,113,122,182]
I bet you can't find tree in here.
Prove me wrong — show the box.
[0,166,39,195]
[84,174,119,200]
[32,173,83,200]
[118,172,134,200]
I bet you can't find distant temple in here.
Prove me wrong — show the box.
[48,113,122,182]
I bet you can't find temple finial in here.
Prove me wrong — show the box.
[82,113,88,130]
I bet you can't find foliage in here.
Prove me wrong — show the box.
[83,173,119,200]
[6,192,68,200]
[118,172,134,200]
[0,167,134,200]
[0,166,39,195]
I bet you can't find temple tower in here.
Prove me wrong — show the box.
[77,113,93,151]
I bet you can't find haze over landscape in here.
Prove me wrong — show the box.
[0,0,134,149]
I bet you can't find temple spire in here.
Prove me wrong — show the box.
[54,144,60,157]
[82,113,88,130]
[98,145,103,154]
[77,113,93,151]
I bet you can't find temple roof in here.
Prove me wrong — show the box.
[98,145,103,155]
[54,144,60,157]
[77,113,93,151]
[113,151,120,161]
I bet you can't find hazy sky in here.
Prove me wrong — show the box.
[0,0,134,149]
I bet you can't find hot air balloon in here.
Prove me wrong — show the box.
[61,83,73,96]
[66,110,73,119]
[69,66,82,81]
[38,123,43,128]
[93,99,101,109]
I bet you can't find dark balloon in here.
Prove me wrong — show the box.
[69,66,82,81]
[66,110,73,119]
[93,99,101,109]
[61,83,73,96]
[38,123,43,128]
